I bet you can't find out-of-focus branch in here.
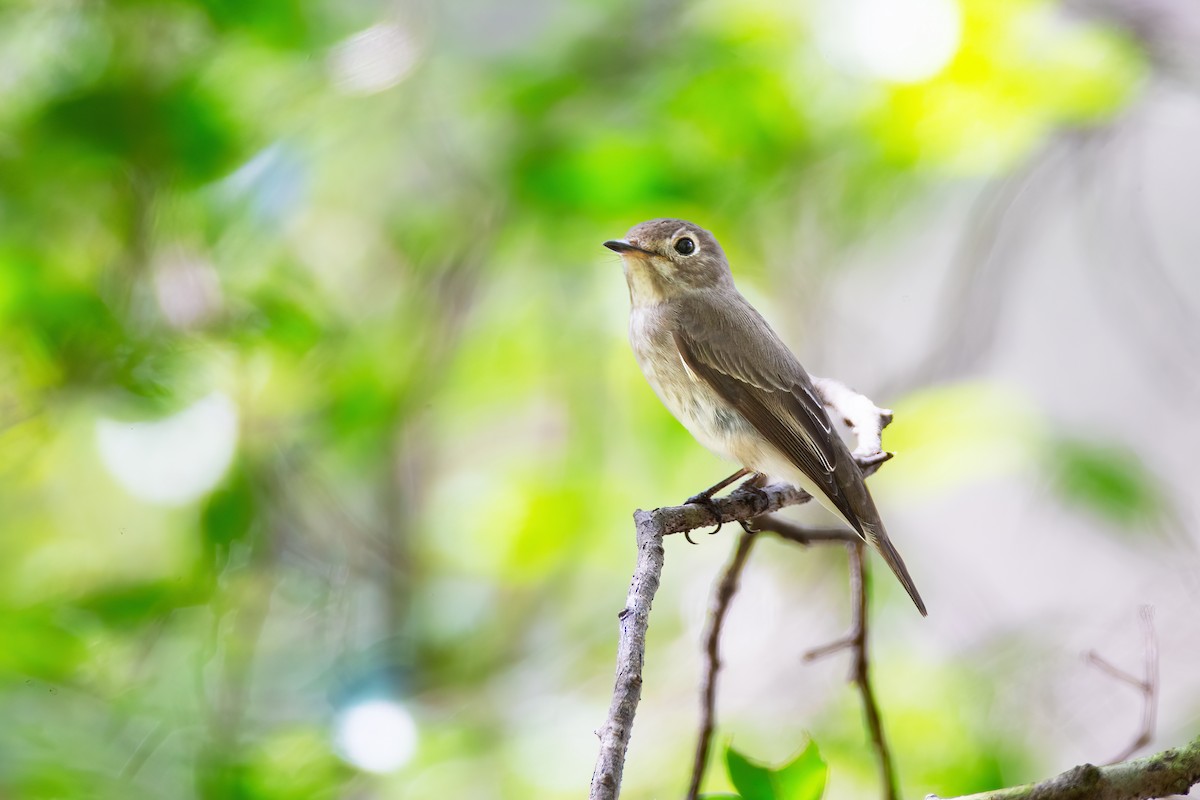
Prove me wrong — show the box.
[926,733,1200,800]
[1087,606,1159,763]
[678,515,882,800]
[685,529,759,800]
[755,519,899,800]
[843,542,898,800]
[679,461,895,798]
[753,514,862,547]
[890,139,1069,395]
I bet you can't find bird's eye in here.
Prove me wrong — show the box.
[674,237,696,255]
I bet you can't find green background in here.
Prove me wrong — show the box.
[2,0,1195,798]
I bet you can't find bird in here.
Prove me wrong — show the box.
[604,218,926,616]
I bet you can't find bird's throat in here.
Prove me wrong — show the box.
[623,260,670,308]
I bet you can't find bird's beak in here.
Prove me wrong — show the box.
[604,239,653,257]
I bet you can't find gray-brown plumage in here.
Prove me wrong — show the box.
[605,218,926,616]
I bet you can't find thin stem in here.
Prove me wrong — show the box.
[751,525,898,799]
[686,529,759,800]
[120,719,171,780]
[1087,606,1159,764]
[847,543,899,800]
[754,514,859,547]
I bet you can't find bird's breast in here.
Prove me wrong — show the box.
[628,308,748,462]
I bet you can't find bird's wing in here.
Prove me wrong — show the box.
[671,294,865,535]
[672,292,928,617]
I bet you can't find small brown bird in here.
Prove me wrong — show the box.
[605,219,926,616]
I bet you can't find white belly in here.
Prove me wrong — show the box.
[629,309,745,461]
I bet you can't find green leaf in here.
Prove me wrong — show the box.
[724,741,828,800]
[1050,438,1162,525]
[36,77,245,186]
[201,463,259,573]
[73,577,211,627]
[195,0,325,50]
[773,740,827,800]
[0,610,86,681]
[726,746,777,800]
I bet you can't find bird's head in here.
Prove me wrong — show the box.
[604,219,732,305]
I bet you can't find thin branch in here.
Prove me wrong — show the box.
[756,470,901,799]
[803,634,855,660]
[724,496,903,800]
[590,510,667,800]
[1087,606,1159,764]
[119,718,171,780]
[686,529,759,800]
[657,482,815,538]
[760,528,899,800]
[677,515,880,799]
[753,514,859,547]
[1135,607,1160,759]
[926,733,1200,800]
[1087,654,1144,689]
[847,543,899,800]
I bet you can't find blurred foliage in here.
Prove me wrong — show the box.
[0,0,1159,797]
[1046,437,1164,526]
[879,381,1040,493]
[707,740,827,800]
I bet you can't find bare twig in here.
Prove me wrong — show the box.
[1087,655,1144,689]
[686,529,759,800]
[681,473,889,798]
[119,718,171,780]
[753,514,859,547]
[590,509,668,800]
[926,733,1200,800]
[1087,606,1159,763]
[770,531,899,800]
[847,543,898,800]
[658,482,815,538]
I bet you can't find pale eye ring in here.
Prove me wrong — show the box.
[673,237,696,256]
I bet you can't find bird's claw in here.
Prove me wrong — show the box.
[684,492,725,540]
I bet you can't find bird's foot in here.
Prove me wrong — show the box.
[682,470,767,542]
[684,491,725,542]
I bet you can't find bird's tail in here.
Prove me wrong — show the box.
[861,521,927,617]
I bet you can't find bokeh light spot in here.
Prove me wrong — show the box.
[328,24,417,95]
[95,392,238,506]
[819,0,962,84]
[333,698,418,774]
